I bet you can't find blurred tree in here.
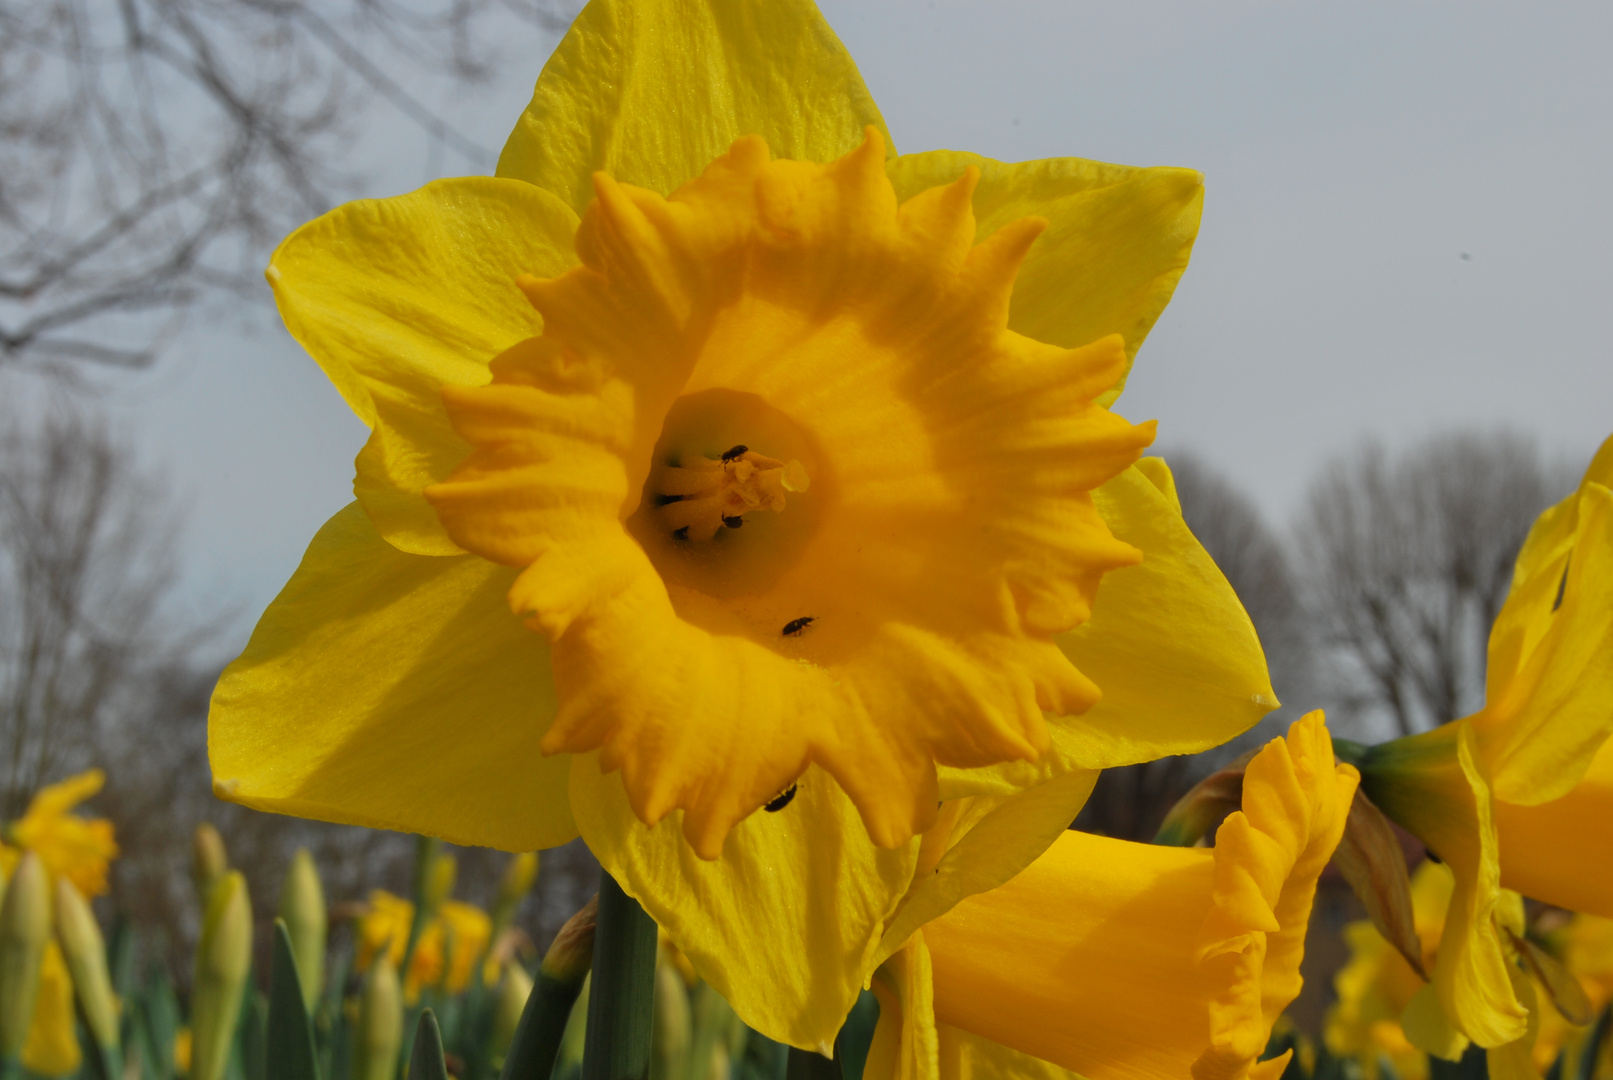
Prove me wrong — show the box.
[1294,431,1572,739]
[0,0,570,371]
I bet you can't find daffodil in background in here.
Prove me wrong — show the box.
[1325,861,1457,1080]
[1348,434,1613,1061]
[355,889,493,1002]
[2,770,119,897]
[858,713,1357,1080]
[209,0,1279,1048]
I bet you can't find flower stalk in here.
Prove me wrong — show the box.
[582,875,658,1080]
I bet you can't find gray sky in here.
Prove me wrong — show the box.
[108,0,1613,644]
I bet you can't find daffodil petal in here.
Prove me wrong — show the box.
[1480,481,1613,805]
[1048,459,1277,769]
[875,769,1098,964]
[496,0,891,215]
[208,502,575,852]
[568,756,917,1050]
[867,932,939,1080]
[887,151,1202,407]
[933,1025,1078,1080]
[268,178,579,555]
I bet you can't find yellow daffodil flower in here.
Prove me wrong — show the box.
[1325,861,1457,1080]
[355,889,491,1001]
[21,940,82,1077]
[209,0,1278,1047]
[862,712,1356,1080]
[4,770,119,897]
[1352,435,1613,1060]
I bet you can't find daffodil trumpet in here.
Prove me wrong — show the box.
[1349,434,1613,1059]
[864,712,1357,1080]
[210,0,1280,1049]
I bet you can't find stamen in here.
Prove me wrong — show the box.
[764,784,798,812]
[782,616,815,637]
[656,448,809,541]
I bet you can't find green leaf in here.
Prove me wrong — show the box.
[269,921,320,1080]
[409,1011,449,1080]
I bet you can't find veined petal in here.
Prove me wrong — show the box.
[887,152,1203,407]
[268,178,579,554]
[208,502,576,852]
[866,932,940,1080]
[1494,738,1613,919]
[569,758,917,1050]
[913,713,1354,1080]
[1361,723,1530,1052]
[934,1026,1079,1080]
[496,0,892,215]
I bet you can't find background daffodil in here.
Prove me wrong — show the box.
[209,0,1277,1048]
[1352,434,1613,1058]
[3,770,118,898]
[861,712,1357,1080]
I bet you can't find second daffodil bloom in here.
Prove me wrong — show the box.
[1349,435,1613,1060]
[209,0,1279,1047]
[861,713,1357,1080]
[2,770,119,898]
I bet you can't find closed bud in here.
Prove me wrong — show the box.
[191,870,252,1080]
[191,824,228,904]
[490,853,538,938]
[490,962,533,1065]
[54,878,119,1050]
[424,853,456,916]
[277,849,326,1011]
[539,893,597,985]
[354,952,402,1080]
[0,852,52,1059]
[649,962,690,1080]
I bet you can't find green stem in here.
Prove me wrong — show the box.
[498,972,586,1080]
[581,874,658,1080]
[400,835,442,983]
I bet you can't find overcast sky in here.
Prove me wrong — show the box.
[104,0,1613,644]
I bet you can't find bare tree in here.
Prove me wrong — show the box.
[1294,431,1573,740]
[0,0,571,371]
[1077,450,1305,840]
[0,392,191,814]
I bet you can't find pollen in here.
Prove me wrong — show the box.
[655,449,810,541]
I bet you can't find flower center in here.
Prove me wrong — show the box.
[625,388,830,604]
[654,446,810,541]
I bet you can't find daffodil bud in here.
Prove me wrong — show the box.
[490,852,538,939]
[649,962,690,1080]
[0,852,52,1060]
[277,848,326,1011]
[191,824,228,904]
[191,870,252,1080]
[54,878,119,1050]
[354,951,402,1080]
[424,853,456,916]
[490,961,534,1065]
[539,893,596,985]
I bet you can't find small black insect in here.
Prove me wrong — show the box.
[764,784,798,812]
[781,616,815,637]
[722,515,744,529]
[721,444,749,462]
[672,526,690,540]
